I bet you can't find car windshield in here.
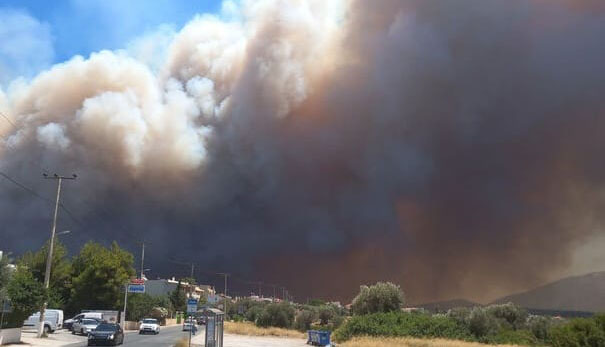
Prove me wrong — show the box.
[95,323,117,331]
[82,319,98,325]
[142,319,157,324]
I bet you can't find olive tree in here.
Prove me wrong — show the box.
[350,281,404,315]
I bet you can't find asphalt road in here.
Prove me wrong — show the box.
[67,325,195,347]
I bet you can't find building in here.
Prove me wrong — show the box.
[145,278,215,300]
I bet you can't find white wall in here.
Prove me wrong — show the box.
[0,328,22,345]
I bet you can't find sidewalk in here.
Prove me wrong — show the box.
[9,330,84,346]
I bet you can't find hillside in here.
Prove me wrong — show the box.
[417,299,480,312]
[492,272,605,312]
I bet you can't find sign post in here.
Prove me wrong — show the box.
[187,298,198,347]
[122,279,145,329]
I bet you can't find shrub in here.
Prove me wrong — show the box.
[447,307,471,327]
[350,282,404,315]
[256,302,295,329]
[549,318,605,347]
[5,265,46,328]
[487,329,538,345]
[318,305,337,325]
[332,311,472,342]
[468,307,500,339]
[127,293,156,321]
[527,314,553,341]
[486,303,528,330]
[245,305,265,323]
[294,309,317,332]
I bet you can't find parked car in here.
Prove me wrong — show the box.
[196,316,207,325]
[182,318,197,332]
[73,318,101,335]
[22,310,62,334]
[87,322,124,346]
[65,312,104,331]
[138,318,160,334]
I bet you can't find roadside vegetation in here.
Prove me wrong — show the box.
[0,241,184,329]
[340,336,523,347]
[4,244,605,347]
[224,321,305,338]
[332,282,605,347]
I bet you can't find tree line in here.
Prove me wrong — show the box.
[0,241,189,328]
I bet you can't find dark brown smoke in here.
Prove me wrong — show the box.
[2,0,605,303]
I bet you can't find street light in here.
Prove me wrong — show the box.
[57,230,71,236]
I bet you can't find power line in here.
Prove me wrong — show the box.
[0,171,82,227]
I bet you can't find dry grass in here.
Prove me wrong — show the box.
[224,321,305,339]
[174,338,188,347]
[341,336,524,347]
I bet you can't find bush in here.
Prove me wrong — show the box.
[350,282,404,315]
[447,307,471,327]
[468,307,500,339]
[487,329,538,345]
[294,309,317,332]
[5,265,46,328]
[256,303,295,329]
[245,305,265,323]
[332,311,472,342]
[527,314,553,341]
[549,318,605,347]
[487,303,528,330]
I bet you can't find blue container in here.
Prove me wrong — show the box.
[307,330,331,346]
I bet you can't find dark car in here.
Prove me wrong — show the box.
[87,323,124,346]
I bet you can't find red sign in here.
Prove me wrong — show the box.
[131,278,144,285]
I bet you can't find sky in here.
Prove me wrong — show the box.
[2,0,605,304]
[0,0,221,82]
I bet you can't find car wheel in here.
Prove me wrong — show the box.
[72,330,75,335]
[81,328,85,335]
[43,325,50,335]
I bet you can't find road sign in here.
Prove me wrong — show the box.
[128,284,145,293]
[131,278,144,285]
[187,298,198,313]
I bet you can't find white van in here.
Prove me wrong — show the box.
[46,309,64,329]
[22,309,63,334]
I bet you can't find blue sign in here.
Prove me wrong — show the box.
[128,284,145,293]
[187,298,198,313]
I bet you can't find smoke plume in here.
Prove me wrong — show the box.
[2,0,605,303]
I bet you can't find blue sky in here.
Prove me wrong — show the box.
[0,0,222,82]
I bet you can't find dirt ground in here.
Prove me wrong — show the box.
[190,331,309,347]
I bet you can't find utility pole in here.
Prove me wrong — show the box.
[38,173,76,338]
[138,241,149,279]
[190,263,194,279]
[257,282,263,298]
[217,273,230,319]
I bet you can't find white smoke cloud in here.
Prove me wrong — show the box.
[36,123,70,150]
[1,0,346,177]
[0,9,54,85]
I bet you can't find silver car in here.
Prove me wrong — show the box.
[72,318,101,335]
